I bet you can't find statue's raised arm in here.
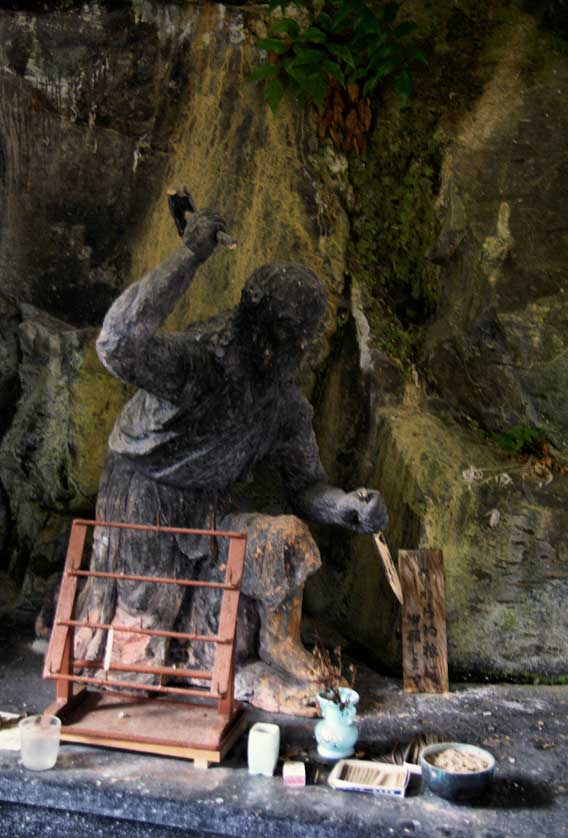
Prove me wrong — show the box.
[96,208,226,399]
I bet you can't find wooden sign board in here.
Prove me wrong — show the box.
[399,549,448,694]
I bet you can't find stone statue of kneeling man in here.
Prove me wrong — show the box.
[75,197,388,713]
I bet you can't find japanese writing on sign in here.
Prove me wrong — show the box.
[399,549,448,694]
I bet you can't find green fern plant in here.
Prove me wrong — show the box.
[494,425,548,456]
[252,0,426,120]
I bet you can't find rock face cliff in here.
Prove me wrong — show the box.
[419,17,568,678]
[306,12,568,680]
[0,0,566,680]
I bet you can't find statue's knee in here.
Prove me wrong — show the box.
[241,514,320,601]
[253,514,316,549]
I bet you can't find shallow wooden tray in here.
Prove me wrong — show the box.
[47,690,246,769]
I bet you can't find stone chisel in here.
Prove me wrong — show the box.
[167,185,238,250]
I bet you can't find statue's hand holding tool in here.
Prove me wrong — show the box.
[182,209,230,262]
[340,487,389,533]
[341,488,402,603]
[167,185,237,260]
[334,487,402,601]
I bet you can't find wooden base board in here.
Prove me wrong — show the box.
[48,691,247,766]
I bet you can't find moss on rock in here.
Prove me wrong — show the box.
[359,400,568,678]
[347,0,508,364]
[70,339,131,501]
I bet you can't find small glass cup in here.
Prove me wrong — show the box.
[19,714,61,771]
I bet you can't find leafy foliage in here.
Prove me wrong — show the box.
[492,425,568,479]
[252,0,426,151]
[494,426,549,457]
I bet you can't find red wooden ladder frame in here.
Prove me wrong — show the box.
[43,519,247,766]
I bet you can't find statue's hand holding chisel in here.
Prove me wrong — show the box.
[167,185,237,262]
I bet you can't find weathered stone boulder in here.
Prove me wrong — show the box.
[123,4,348,355]
[0,482,9,572]
[0,2,178,326]
[0,1,185,609]
[309,290,568,679]
[0,294,20,438]
[0,293,20,577]
[376,400,568,679]
[0,305,129,609]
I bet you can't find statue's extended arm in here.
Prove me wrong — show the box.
[96,210,225,398]
[274,389,388,533]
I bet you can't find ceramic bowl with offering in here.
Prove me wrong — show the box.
[420,742,495,801]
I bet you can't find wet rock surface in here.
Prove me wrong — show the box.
[0,636,566,838]
[309,303,568,678]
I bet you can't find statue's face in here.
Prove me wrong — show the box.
[239,262,326,380]
[257,309,321,377]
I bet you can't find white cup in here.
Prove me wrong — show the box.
[247,722,280,777]
[19,714,61,771]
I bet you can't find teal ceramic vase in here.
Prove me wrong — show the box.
[314,687,359,759]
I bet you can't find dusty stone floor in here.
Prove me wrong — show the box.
[0,622,566,837]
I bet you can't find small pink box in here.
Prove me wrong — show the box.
[283,761,306,787]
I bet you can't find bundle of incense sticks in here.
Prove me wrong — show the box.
[328,759,410,797]
[340,763,402,789]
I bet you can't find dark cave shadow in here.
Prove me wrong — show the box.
[456,774,555,809]
[51,750,111,771]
